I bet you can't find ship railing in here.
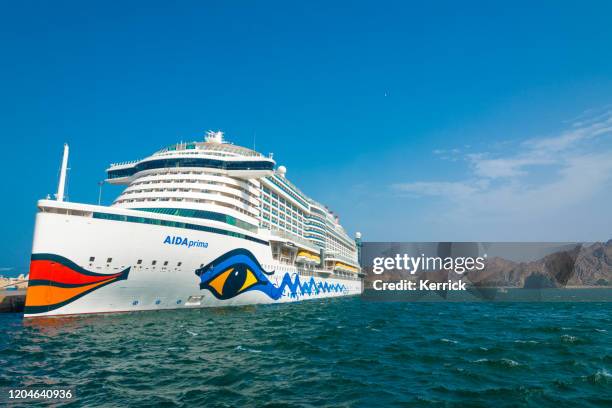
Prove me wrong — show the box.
[269,230,320,252]
[109,159,140,167]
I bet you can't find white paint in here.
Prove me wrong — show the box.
[56,144,69,202]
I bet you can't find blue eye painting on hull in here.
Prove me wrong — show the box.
[195,248,347,300]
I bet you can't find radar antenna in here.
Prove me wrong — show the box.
[205,130,224,143]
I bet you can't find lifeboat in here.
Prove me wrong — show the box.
[333,262,359,273]
[296,251,320,265]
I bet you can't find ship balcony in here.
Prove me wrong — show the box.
[267,229,320,253]
[324,253,359,266]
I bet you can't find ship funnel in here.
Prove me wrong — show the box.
[55,143,69,202]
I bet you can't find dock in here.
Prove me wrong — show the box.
[0,289,26,313]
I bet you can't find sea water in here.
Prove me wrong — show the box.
[0,296,610,407]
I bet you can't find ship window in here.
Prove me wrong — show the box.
[134,207,258,233]
[137,259,142,264]
[152,260,157,265]
[177,262,182,266]
[89,256,95,262]
[163,261,169,266]
[106,257,112,263]
[92,211,268,246]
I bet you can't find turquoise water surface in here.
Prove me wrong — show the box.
[1,297,610,407]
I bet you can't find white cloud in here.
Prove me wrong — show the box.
[525,113,612,152]
[470,155,555,179]
[390,108,612,240]
[392,181,480,198]
[466,110,612,180]
[432,148,463,161]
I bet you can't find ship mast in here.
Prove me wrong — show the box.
[56,143,69,202]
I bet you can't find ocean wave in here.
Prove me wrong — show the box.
[587,369,611,385]
[472,358,521,368]
[560,334,580,343]
[501,358,521,367]
[513,339,539,345]
[234,345,262,353]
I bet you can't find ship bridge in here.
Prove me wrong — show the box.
[107,131,275,232]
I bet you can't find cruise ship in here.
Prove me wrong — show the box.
[24,131,363,317]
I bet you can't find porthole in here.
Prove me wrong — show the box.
[155,300,161,305]
[176,300,182,304]
[132,300,139,306]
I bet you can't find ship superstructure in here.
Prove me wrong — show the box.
[24,131,362,317]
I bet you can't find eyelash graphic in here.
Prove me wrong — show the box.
[196,248,349,300]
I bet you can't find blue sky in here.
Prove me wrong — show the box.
[2,1,612,275]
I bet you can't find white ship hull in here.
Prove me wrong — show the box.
[25,201,362,318]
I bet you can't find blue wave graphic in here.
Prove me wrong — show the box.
[196,248,347,300]
[268,274,347,300]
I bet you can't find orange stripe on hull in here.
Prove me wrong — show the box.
[25,280,111,307]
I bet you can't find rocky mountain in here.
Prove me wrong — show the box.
[468,241,611,288]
